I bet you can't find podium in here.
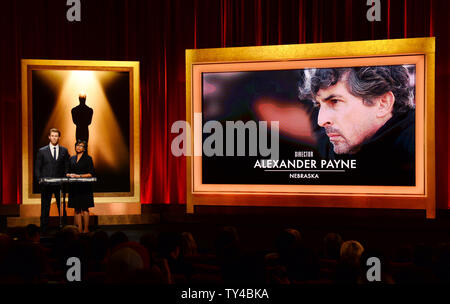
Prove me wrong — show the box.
[39,177,97,229]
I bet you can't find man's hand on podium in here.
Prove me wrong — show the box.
[67,173,80,178]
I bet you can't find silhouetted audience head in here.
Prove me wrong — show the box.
[105,241,163,283]
[285,229,302,242]
[273,228,320,282]
[26,224,41,243]
[323,232,343,260]
[215,226,240,259]
[140,233,158,264]
[340,240,364,266]
[264,252,290,284]
[109,231,129,250]
[157,232,182,260]
[106,242,149,283]
[181,232,198,257]
[90,230,109,271]
[335,240,365,284]
[276,228,302,258]
[60,225,80,241]
[52,226,82,271]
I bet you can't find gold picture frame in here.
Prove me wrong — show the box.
[21,59,140,207]
[186,38,435,218]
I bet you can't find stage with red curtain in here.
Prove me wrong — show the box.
[0,0,448,208]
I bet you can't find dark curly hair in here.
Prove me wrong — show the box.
[75,139,87,150]
[299,66,414,114]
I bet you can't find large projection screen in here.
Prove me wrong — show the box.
[186,38,435,218]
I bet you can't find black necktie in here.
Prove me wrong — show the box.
[53,147,57,160]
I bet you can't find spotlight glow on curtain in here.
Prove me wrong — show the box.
[41,70,128,172]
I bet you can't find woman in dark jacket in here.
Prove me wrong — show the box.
[66,140,95,233]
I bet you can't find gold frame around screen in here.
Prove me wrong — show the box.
[21,59,140,205]
[186,37,435,218]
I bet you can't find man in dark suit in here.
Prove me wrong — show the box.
[35,128,69,233]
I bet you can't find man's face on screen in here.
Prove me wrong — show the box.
[48,132,60,146]
[314,80,381,154]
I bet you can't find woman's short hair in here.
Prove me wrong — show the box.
[75,139,88,151]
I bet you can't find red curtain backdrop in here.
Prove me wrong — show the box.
[0,0,447,207]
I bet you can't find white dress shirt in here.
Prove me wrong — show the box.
[49,143,59,160]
